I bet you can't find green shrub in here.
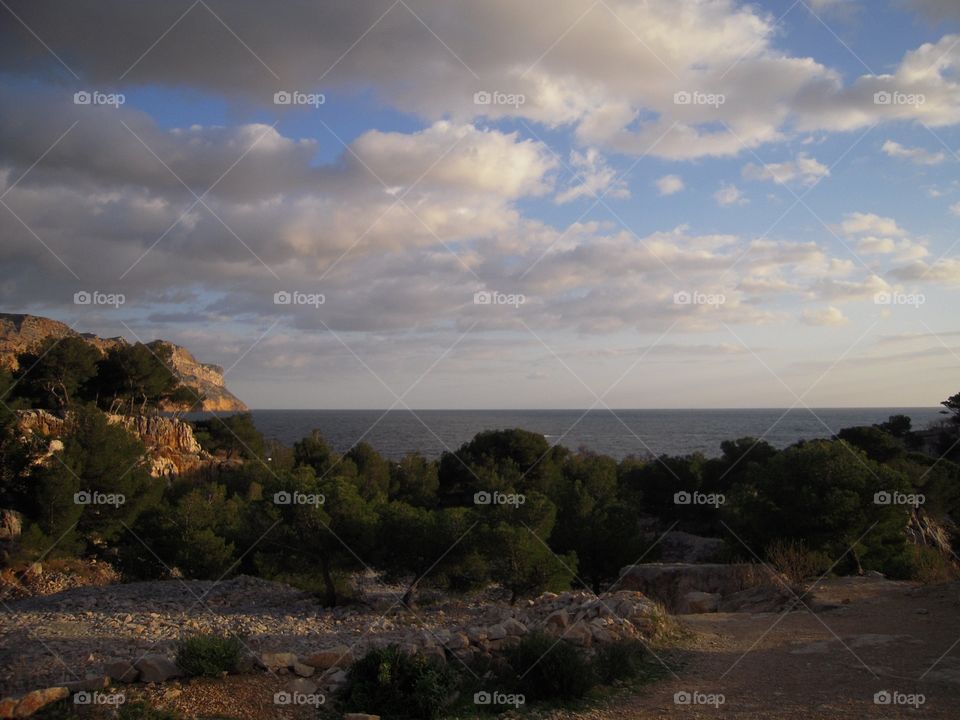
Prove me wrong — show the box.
[175,633,245,677]
[340,645,459,720]
[500,632,596,702]
[592,639,649,684]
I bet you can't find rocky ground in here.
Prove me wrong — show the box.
[2,573,959,718]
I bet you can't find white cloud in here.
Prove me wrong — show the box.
[950,202,960,216]
[743,153,831,186]
[881,140,946,165]
[555,148,628,204]
[802,306,849,326]
[656,175,685,196]
[839,212,907,237]
[714,183,747,207]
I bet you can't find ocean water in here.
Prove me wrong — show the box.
[239,408,947,461]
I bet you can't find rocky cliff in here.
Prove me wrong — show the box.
[0,313,247,412]
[17,409,216,478]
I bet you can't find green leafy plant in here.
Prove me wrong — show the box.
[175,633,245,677]
[339,645,459,720]
[500,632,596,702]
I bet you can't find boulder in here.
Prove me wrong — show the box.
[658,531,725,563]
[718,583,794,613]
[617,563,770,613]
[135,655,182,683]
[545,609,570,630]
[304,646,352,670]
[10,686,69,717]
[502,618,528,636]
[682,591,720,614]
[293,662,315,677]
[106,661,139,683]
[261,651,298,670]
[486,623,507,641]
[287,678,318,695]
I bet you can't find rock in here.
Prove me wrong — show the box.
[502,618,528,636]
[344,715,381,720]
[563,622,592,647]
[467,627,487,644]
[658,530,725,563]
[682,591,720,614]
[718,583,793,613]
[304,646,352,670]
[106,661,139,683]
[64,675,109,692]
[293,662,315,677]
[11,686,69,717]
[287,678,318,695]
[545,609,570,630]
[324,669,348,688]
[618,563,775,613]
[487,623,507,641]
[261,651,298,670]
[135,655,183,683]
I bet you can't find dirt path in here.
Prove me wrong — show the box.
[571,577,960,719]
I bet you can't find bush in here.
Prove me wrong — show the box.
[912,546,958,585]
[500,632,596,702]
[340,645,459,720]
[593,639,649,684]
[175,633,245,677]
[766,539,828,589]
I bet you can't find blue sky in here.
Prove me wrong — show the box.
[1,0,959,409]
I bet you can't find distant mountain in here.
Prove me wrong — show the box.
[0,313,247,412]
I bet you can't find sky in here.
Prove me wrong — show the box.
[0,0,959,410]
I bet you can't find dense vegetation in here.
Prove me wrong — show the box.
[2,342,960,603]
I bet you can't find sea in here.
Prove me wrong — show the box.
[230,408,948,461]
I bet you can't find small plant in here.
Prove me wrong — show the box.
[500,632,596,702]
[175,633,245,677]
[339,645,459,720]
[592,639,649,684]
[766,539,827,589]
[912,546,958,585]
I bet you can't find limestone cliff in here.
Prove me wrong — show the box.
[17,409,218,478]
[0,313,247,412]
